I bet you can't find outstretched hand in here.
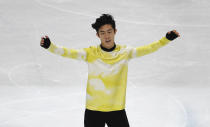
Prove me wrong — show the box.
[40,35,51,49]
[166,30,180,41]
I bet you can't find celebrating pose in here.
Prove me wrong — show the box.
[40,14,180,127]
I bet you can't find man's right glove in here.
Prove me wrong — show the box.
[41,37,51,49]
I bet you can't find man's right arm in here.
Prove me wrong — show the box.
[40,36,88,62]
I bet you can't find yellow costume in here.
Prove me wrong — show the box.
[47,37,170,112]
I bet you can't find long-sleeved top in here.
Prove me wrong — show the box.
[47,37,171,112]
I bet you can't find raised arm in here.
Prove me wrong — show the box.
[40,36,88,62]
[129,30,180,59]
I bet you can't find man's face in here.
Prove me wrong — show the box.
[97,24,117,49]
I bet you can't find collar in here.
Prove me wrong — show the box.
[100,43,116,52]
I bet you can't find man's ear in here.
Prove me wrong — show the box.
[96,32,100,38]
[114,29,117,34]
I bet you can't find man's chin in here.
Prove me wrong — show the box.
[106,44,114,49]
[105,41,111,44]
[101,41,114,48]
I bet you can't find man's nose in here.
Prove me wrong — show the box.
[104,33,110,39]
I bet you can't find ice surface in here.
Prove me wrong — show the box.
[0,0,210,127]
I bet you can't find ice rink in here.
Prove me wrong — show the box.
[0,0,210,127]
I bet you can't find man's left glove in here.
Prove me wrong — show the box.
[166,30,180,41]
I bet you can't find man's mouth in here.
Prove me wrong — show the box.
[105,40,111,43]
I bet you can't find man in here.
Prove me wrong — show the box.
[40,14,180,127]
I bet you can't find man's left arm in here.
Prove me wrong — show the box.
[129,30,180,59]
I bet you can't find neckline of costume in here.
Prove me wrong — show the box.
[100,43,116,52]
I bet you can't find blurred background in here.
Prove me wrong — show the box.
[0,0,210,127]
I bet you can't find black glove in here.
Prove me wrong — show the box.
[41,38,51,49]
[166,31,178,41]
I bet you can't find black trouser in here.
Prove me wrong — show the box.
[84,109,130,127]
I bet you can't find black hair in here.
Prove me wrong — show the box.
[91,14,116,33]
